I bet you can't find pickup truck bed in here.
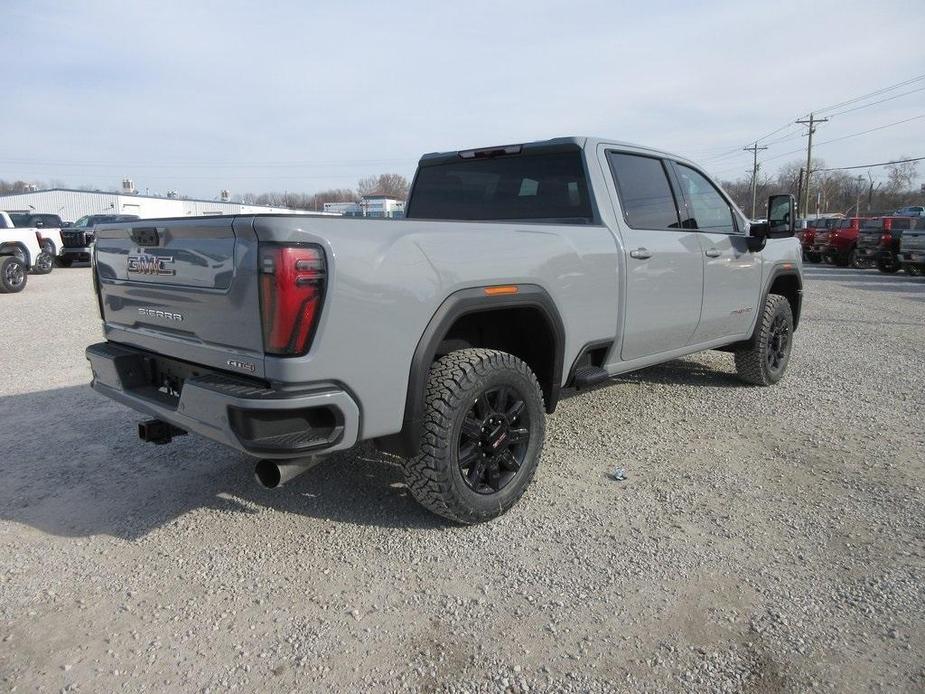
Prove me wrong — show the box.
[86,136,803,523]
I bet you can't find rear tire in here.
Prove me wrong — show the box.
[734,294,793,386]
[805,252,822,264]
[0,256,28,293]
[402,349,546,524]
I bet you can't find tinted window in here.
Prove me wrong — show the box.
[862,219,883,230]
[675,164,735,234]
[406,150,594,223]
[607,153,680,229]
[9,213,30,227]
[915,218,925,230]
[891,218,912,230]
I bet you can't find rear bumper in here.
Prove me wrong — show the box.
[85,342,360,459]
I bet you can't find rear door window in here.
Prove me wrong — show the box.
[406,149,594,223]
[606,152,680,229]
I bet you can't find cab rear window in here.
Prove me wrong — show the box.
[406,150,594,223]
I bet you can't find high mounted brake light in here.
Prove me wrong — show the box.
[258,244,326,356]
[458,144,523,159]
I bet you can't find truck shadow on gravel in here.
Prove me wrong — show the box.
[0,385,446,540]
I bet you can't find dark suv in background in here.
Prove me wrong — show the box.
[60,214,139,266]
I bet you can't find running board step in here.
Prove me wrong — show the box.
[572,365,610,389]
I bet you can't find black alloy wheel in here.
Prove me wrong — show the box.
[766,314,791,376]
[457,386,531,495]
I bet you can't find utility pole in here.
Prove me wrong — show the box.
[744,142,768,219]
[855,175,864,216]
[796,113,828,218]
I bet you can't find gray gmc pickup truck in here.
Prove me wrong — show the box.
[86,137,803,523]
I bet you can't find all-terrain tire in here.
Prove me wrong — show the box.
[805,252,822,264]
[402,349,546,524]
[734,294,793,386]
[0,256,28,293]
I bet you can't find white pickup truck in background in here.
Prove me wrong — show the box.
[7,212,67,261]
[0,210,54,293]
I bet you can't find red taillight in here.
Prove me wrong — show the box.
[258,244,326,355]
[880,232,892,247]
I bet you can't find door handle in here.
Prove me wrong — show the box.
[704,248,721,258]
[629,248,652,260]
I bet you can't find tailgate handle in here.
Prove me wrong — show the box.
[131,227,160,247]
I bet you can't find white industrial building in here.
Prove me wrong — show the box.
[0,187,311,222]
[323,194,405,218]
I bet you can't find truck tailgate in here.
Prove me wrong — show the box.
[902,227,925,253]
[94,216,266,377]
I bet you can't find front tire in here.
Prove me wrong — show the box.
[734,294,793,386]
[402,349,546,524]
[903,263,922,277]
[0,256,28,293]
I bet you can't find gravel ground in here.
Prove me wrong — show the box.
[0,263,922,693]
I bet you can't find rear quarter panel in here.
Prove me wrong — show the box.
[251,216,620,440]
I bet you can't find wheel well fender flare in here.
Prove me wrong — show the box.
[0,242,31,266]
[378,284,566,458]
[761,266,802,333]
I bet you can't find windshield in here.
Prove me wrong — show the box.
[73,216,91,228]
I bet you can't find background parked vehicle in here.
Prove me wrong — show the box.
[855,216,914,273]
[59,213,139,266]
[894,205,924,217]
[8,212,66,261]
[812,216,865,267]
[799,218,839,263]
[898,218,925,276]
[0,211,50,292]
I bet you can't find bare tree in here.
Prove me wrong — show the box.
[357,173,410,199]
[884,157,919,194]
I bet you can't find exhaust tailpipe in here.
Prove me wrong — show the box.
[254,457,321,489]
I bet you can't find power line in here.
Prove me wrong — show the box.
[814,156,925,172]
[814,113,925,146]
[825,85,925,118]
[809,73,925,115]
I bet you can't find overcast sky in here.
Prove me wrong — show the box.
[4,0,925,199]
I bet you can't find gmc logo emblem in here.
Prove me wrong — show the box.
[128,254,175,276]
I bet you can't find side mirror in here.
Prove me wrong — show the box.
[767,194,795,237]
[746,221,769,252]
